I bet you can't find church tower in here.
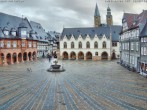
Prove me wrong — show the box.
[106,6,113,26]
[94,4,101,27]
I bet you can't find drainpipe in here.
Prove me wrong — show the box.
[129,38,130,70]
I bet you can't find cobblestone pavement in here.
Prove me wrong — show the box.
[0,59,147,110]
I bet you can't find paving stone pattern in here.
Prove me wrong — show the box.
[0,59,147,110]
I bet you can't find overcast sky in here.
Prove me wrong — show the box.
[0,0,147,33]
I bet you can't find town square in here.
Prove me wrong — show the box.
[0,59,147,110]
[0,0,147,110]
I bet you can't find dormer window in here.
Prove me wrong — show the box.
[21,31,26,36]
[4,30,9,36]
[12,32,16,36]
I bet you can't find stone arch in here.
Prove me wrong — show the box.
[62,51,68,60]
[70,51,76,60]
[28,52,32,61]
[0,53,4,65]
[33,51,37,60]
[86,51,92,60]
[6,53,11,64]
[18,53,22,62]
[111,52,116,59]
[12,52,17,63]
[78,51,84,60]
[23,52,27,61]
[101,52,108,60]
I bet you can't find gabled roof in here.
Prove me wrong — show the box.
[94,4,100,16]
[30,21,48,42]
[122,10,147,32]
[61,25,121,41]
[123,13,138,29]
[140,19,147,37]
[0,12,32,31]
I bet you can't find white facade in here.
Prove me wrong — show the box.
[60,34,120,60]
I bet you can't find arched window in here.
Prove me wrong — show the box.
[103,41,106,48]
[86,41,90,48]
[79,41,82,48]
[64,42,67,48]
[94,41,98,48]
[71,42,74,48]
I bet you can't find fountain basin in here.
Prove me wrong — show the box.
[51,65,61,69]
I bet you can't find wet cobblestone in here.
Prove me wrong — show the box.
[0,59,147,110]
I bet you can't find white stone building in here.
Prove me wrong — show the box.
[60,26,121,60]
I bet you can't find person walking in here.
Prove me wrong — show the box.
[48,54,51,62]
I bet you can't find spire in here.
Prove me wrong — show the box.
[107,5,111,11]
[94,3,100,16]
[107,5,111,15]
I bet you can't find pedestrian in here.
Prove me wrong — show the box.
[48,54,51,62]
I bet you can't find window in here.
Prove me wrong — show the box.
[141,47,144,55]
[22,41,25,47]
[33,42,36,48]
[144,47,147,55]
[4,31,9,36]
[21,31,26,36]
[94,41,98,48]
[28,42,32,48]
[131,42,134,50]
[86,41,90,48]
[141,38,144,42]
[0,41,4,48]
[102,41,106,48]
[79,42,82,48]
[7,41,11,48]
[112,42,117,47]
[136,42,139,51]
[13,41,17,48]
[144,37,147,42]
[12,32,16,36]
[64,42,67,48]
[71,42,74,48]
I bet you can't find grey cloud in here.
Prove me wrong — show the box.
[0,0,147,32]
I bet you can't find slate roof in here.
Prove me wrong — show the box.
[122,10,147,33]
[140,19,147,37]
[0,12,32,31]
[48,31,60,42]
[30,21,48,42]
[94,4,100,16]
[122,13,138,29]
[0,12,49,42]
[61,25,121,41]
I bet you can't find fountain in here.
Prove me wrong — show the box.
[47,59,65,72]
